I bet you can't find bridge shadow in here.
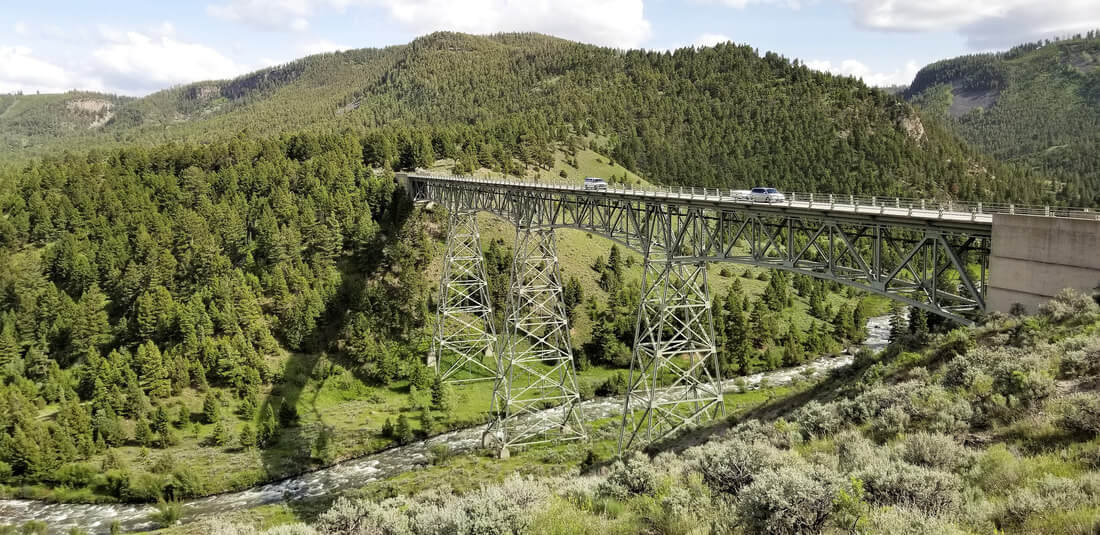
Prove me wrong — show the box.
[255,189,432,522]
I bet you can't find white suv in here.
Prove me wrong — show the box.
[750,187,785,203]
[583,177,609,191]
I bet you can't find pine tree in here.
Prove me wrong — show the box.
[135,418,154,447]
[175,404,190,428]
[238,424,256,449]
[381,417,395,438]
[202,392,220,424]
[277,398,299,427]
[395,414,414,445]
[889,306,908,342]
[908,307,929,339]
[258,404,278,446]
[71,284,112,358]
[608,245,623,278]
[210,420,231,447]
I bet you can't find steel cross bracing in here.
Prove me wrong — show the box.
[619,204,725,452]
[408,174,992,325]
[483,199,586,453]
[430,210,498,383]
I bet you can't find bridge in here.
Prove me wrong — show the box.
[401,172,1100,454]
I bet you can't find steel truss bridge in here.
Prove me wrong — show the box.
[405,172,997,453]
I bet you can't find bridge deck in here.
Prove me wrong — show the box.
[407,173,1098,232]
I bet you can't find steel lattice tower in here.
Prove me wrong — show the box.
[430,210,498,383]
[619,206,725,453]
[484,226,586,456]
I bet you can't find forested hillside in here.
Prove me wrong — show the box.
[0,92,133,153]
[0,129,883,506]
[907,32,1100,205]
[1,32,1047,202]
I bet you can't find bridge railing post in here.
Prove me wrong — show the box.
[1045,206,1050,217]
[808,193,813,207]
[829,194,834,208]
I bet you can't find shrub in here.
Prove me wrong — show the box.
[124,471,166,502]
[871,405,909,441]
[933,328,974,362]
[1059,392,1100,436]
[737,464,841,535]
[598,452,658,499]
[691,438,786,495]
[996,475,1093,527]
[864,506,967,535]
[151,499,183,527]
[792,401,841,439]
[1039,288,1099,324]
[899,432,971,472]
[429,444,453,465]
[857,459,962,516]
[1059,334,1100,378]
[314,496,410,535]
[835,430,878,473]
[52,463,98,487]
[970,443,1026,493]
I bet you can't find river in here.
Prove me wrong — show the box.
[0,315,893,533]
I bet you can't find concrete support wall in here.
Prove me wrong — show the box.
[988,214,1100,314]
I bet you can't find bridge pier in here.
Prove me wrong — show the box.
[619,206,724,453]
[431,210,497,382]
[484,225,586,451]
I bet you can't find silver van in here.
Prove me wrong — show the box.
[584,177,609,191]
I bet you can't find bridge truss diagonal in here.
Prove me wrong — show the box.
[484,221,586,453]
[431,210,498,383]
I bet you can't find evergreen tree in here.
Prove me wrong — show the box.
[210,420,231,447]
[239,424,256,449]
[258,404,278,446]
[889,307,908,342]
[395,414,414,445]
[134,418,154,447]
[202,392,220,424]
[381,417,395,438]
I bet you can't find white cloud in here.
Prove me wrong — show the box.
[702,0,804,8]
[375,0,652,49]
[300,39,351,55]
[0,46,91,94]
[89,25,247,95]
[693,33,732,47]
[805,58,921,87]
[207,0,330,31]
[207,0,652,48]
[845,0,1100,49]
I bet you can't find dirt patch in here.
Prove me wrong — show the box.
[65,98,112,114]
[948,85,999,118]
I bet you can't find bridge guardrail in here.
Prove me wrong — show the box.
[409,172,1100,222]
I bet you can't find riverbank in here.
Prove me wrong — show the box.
[0,315,891,533]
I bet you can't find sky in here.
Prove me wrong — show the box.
[2,0,1099,96]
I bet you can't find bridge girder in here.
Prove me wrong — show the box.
[413,176,991,325]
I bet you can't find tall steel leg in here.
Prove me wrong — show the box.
[484,226,586,455]
[431,210,497,383]
[619,209,724,454]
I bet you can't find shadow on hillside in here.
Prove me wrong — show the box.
[646,357,873,457]
[256,190,424,520]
